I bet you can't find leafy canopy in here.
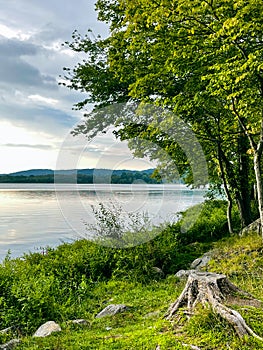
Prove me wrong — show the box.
[62,0,263,226]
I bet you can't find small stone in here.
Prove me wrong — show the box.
[175,269,196,278]
[33,321,61,337]
[0,339,20,350]
[152,267,164,276]
[96,304,128,318]
[70,319,88,326]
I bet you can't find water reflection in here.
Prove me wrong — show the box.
[0,184,205,260]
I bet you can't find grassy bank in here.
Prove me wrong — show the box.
[0,200,263,349]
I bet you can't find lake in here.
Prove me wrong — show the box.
[0,183,206,260]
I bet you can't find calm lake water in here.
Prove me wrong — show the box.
[0,183,205,260]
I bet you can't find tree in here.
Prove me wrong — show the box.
[62,0,263,234]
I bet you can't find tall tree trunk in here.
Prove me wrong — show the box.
[254,78,263,238]
[238,132,252,226]
[218,143,234,233]
[236,195,251,228]
[254,153,263,238]
[219,147,251,229]
[226,198,234,234]
[231,97,263,238]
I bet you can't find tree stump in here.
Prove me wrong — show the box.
[166,272,263,340]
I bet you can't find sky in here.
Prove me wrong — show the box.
[0,0,155,174]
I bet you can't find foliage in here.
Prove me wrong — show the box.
[84,201,155,247]
[62,0,263,232]
[178,199,235,244]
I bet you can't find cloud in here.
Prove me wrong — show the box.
[0,96,79,138]
[0,37,57,88]
[0,36,38,56]
[3,143,54,150]
[28,94,58,106]
[0,57,56,87]
[0,34,83,139]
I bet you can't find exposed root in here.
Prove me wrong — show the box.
[166,272,263,340]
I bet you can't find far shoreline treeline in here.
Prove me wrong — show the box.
[0,168,166,184]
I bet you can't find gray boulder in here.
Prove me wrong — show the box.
[190,253,211,270]
[0,339,20,350]
[33,321,61,337]
[96,304,128,318]
[240,218,261,236]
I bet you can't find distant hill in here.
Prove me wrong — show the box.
[7,169,54,176]
[4,168,155,177]
[0,168,164,184]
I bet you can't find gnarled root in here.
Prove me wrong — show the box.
[166,272,263,340]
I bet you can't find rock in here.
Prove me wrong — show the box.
[152,267,164,276]
[0,327,13,334]
[69,319,88,326]
[175,269,196,278]
[33,321,61,337]
[95,304,128,318]
[240,218,261,236]
[190,253,211,270]
[0,339,20,350]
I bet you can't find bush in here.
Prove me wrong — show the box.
[177,200,234,245]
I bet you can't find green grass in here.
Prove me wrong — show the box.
[1,200,263,349]
[12,278,186,349]
[17,234,263,349]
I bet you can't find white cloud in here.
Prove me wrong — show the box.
[0,23,31,40]
[28,94,58,106]
[0,23,20,38]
